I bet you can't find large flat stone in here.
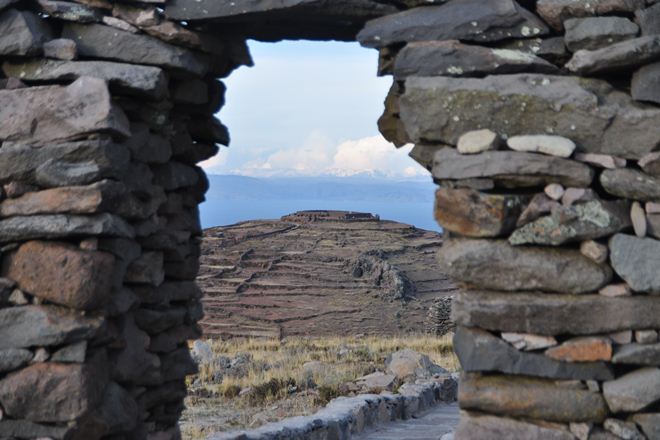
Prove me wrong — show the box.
[0,305,103,349]
[609,234,660,294]
[601,169,660,202]
[432,147,593,189]
[612,343,660,365]
[358,0,548,48]
[509,199,631,246]
[566,36,660,75]
[603,368,660,413]
[0,77,129,146]
[454,327,614,380]
[62,23,209,76]
[434,188,525,238]
[393,40,556,79]
[459,373,609,422]
[401,74,660,159]
[438,239,611,293]
[0,362,105,422]
[452,291,660,335]
[2,59,168,99]
[3,241,116,310]
[0,9,52,56]
[536,0,644,30]
[0,213,134,243]
[564,16,639,52]
[455,411,575,440]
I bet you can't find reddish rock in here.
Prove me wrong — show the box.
[545,337,613,362]
[3,241,116,310]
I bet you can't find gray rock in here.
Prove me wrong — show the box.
[357,0,548,48]
[432,147,593,189]
[631,413,660,440]
[509,199,631,246]
[632,62,660,105]
[3,59,168,99]
[0,9,52,56]
[111,314,161,385]
[601,168,660,202]
[0,305,104,349]
[125,251,165,286]
[393,40,556,79]
[36,0,101,23]
[452,291,660,335]
[401,75,660,159]
[95,382,138,435]
[151,161,199,190]
[438,238,611,294]
[51,341,87,363]
[0,420,70,440]
[0,77,130,146]
[43,38,77,60]
[649,214,660,239]
[0,348,32,373]
[639,152,660,176]
[454,327,614,380]
[566,36,660,75]
[536,0,645,30]
[0,213,135,243]
[564,17,638,52]
[0,0,16,11]
[353,372,397,392]
[603,368,660,413]
[160,347,198,381]
[603,419,644,440]
[62,23,209,76]
[612,343,660,365]
[385,348,446,380]
[455,412,575,440]
[456,129,501,154]
[636,3,660,36]
[610,234,660,293]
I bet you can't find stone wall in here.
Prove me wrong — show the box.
[1,0,660,439]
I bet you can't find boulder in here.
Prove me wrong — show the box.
[352,372,397,392]
[0,348,33,374]
[62,23,209,76]
[459,374,609,422]
[2,59,168,99]
[393,40,556,79]
[190,340,213,364]
[454,327,614,380]
[401,74,660,159]
[432,147,593,189]
[385,349,446,380]
[357,0,547,48]
[536,0,645,30]
[3,241,115,310]
[601,168,660,202]
[438,238,611,293]
[612,343,660,365]
[603,368,660,413]
[566,36,660,75]
[0,305,103,349]
[564,17,638,52]
[455,412,575,440]
[452,291,660,335]
[434,188,525,238]
[0,9,52,56]
[609,234,660,294]
[508,199,631,246]
[0,77,130,146]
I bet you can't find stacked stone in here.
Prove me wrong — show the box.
[0,1,249,439]
[358,0,660,438]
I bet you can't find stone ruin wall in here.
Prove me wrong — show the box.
[0,0,660,439]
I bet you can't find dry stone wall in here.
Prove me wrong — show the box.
[1,0,660,439]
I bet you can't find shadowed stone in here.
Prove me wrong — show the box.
[457,129,501,154]
[452,291,660,335]
[94,382,138,435]
[0,9,52,56]
[564,17,638,52]
[36,0,102,22]
[111,314,161,385]
[454,327,614,380]
[610,234,660,294]
[3,241,115,310]
[459,374,609,423]
[3,59,168,99]
[632,414,660,440]
[62,23,209,76]
[393,40,556,79]
[125,251,164,286]
[639,152,660,176]
[603,368,660,413]
[434,188,525,238]
[0,77,130,146]
[438,239,611,293]
[43,38,77,60]
[432,147,593,189]
[637,3,660,35]
[358,0,548,48]
[612,343,660,365]
[51,341,86,363]
[0,348,32,374]
[0,420,70,440]
[0,305,103,349]
[401,75,660,159]
[566,36,660,75]
[536,0,645,30]
[455,412,575,439]
[601,168,660,202]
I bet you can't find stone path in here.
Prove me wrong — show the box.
[355,403,459,440]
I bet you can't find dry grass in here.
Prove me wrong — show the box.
[181,334,458,439]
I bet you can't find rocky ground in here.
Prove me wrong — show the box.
[197,211,456,339]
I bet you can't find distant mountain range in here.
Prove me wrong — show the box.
[200,174,441,231]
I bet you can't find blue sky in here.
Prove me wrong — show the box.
[200,40,428,179]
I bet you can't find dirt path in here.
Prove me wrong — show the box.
[354,403,459,440]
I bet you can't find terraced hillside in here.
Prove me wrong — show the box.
[198,211,456,339]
